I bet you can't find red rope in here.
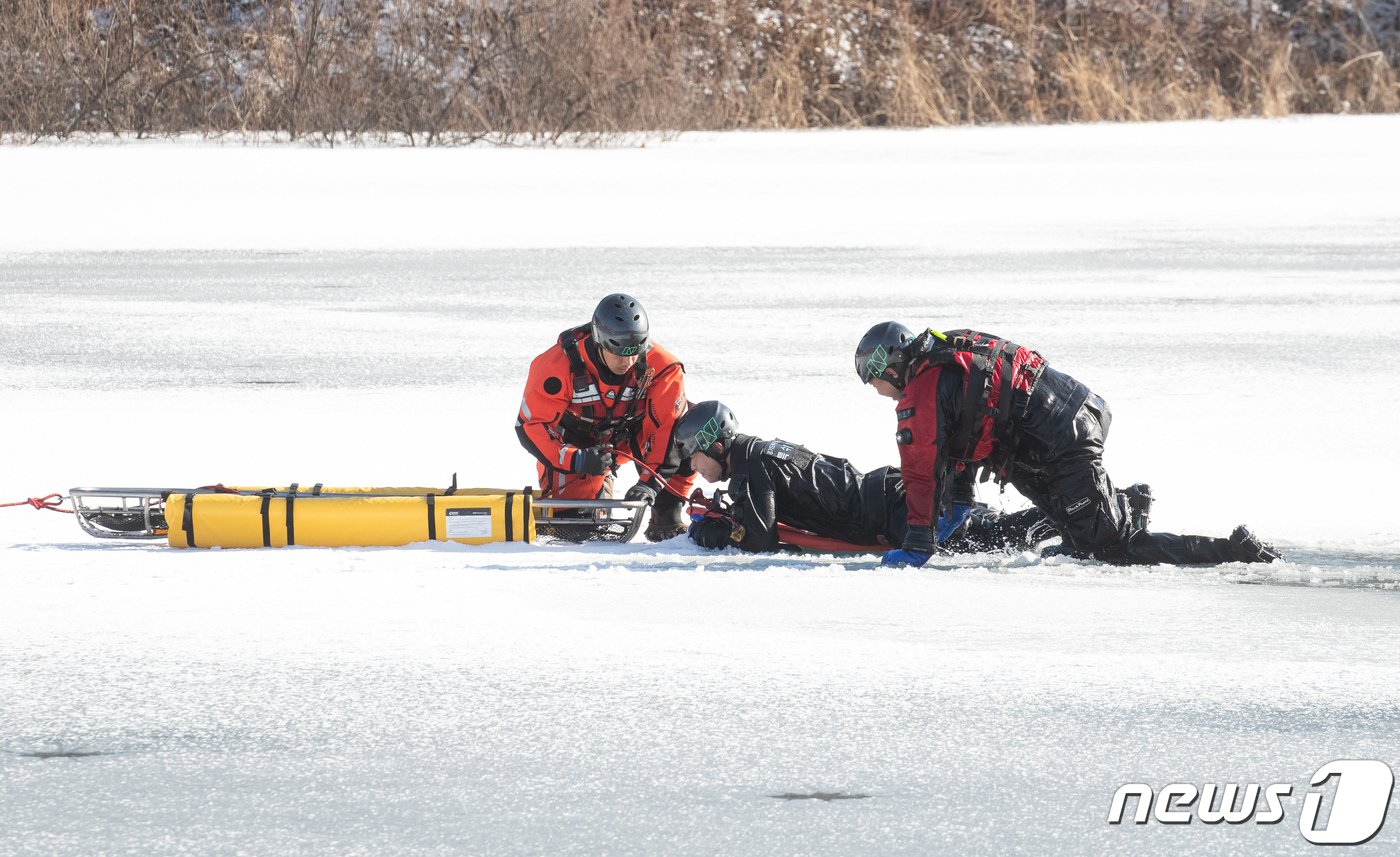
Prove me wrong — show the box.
[0,493,73,513]
[603,448,671,487]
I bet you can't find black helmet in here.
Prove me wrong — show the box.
[591,293,649,356]
[854,321,918,387]
[673,400,739,460]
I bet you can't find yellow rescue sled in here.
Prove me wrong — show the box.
[69,479,646,548]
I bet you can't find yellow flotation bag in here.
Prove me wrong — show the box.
[165,485,534,549]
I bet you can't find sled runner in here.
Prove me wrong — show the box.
[68,482,647,548]
[774,523,883,554]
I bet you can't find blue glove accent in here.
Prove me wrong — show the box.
[882,548,932,568]
[935,503,974,543]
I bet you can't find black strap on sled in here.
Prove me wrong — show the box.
[259,490,274,548]
[505,491,516,542]
[523,487,532,537]
[426,493,437,541]
[285,484,298,546]
[182,493,197,548]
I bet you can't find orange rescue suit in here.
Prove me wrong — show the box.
[516,326,694,500]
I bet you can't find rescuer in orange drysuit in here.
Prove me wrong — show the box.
[515,293,694,541]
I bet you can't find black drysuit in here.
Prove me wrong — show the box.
[1011,388,1242,564]
[905,345,1245,565]
[711,434,1050,554]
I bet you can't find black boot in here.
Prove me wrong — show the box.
[1228,526,1282,563]
[1123,483,1152,532]
[644,491,689,543]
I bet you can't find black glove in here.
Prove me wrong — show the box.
[903,525,935,554]
[573,446,613,476]
[624,479,660,506]
[689,516,735,549]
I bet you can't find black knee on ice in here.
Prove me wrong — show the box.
[644,491,688,543]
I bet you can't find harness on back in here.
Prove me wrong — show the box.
[909,328,1046,486]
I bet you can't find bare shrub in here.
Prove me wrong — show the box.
[1,0,1396,142]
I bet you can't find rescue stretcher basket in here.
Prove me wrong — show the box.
[68,485,647,547]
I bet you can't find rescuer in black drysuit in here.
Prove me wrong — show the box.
[853,322,1283,567]
[674,401,1054,554]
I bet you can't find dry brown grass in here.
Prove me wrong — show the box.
[1,0,1396,142]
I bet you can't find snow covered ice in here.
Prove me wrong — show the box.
[2,117,1400,855]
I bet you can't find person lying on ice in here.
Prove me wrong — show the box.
[853,322,1282,567]
[672,400,1054,554]
[515,293,694,542]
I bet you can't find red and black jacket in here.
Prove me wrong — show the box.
[894,329,1089,529]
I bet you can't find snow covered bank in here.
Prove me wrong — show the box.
[3,116,1398,253]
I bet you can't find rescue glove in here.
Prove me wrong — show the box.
[688,515,735,549]
[935,504,974,543]
[624,479,660,506]
[882,525,934,568]
[573,446,614,476]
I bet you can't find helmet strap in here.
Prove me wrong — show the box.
[714,445,732,481]
[882,366,907,391]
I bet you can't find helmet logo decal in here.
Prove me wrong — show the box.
[695,416,722,452]
[865,344,890,382]
[612,344,640,356]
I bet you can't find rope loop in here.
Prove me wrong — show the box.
[0,493,73,513]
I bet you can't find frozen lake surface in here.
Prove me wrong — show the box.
[2,118,1399,855]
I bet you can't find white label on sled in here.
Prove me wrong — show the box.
[445,508,493,539]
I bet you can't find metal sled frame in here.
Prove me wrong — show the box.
[68,487,647,544]
[70,488,177,540]
[528,496,649,544]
